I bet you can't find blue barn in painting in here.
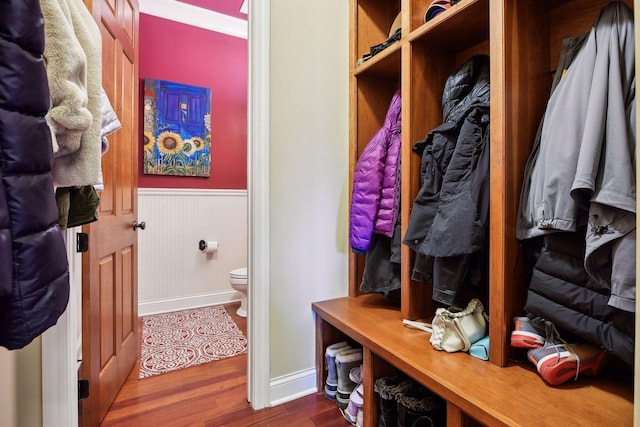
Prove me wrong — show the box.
[157,80,209,138]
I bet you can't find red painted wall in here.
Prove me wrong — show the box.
[138,14,247,189]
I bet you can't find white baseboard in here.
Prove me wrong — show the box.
[269,368,318,407]
[138,290,242,316]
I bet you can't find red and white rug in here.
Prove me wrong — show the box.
[138,305,247,379]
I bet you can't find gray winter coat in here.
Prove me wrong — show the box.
[517,2,635,313]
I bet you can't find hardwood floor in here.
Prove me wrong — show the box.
[100,303,349,426]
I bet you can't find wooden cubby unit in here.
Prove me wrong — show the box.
[315,0,635,426]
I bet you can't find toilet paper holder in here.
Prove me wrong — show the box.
[199,240,220,253]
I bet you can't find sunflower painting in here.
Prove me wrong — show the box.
[143,78,212,177]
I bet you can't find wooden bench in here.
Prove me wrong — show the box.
[313,294,633,427]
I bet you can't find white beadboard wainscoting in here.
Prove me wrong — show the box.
[138,188,248,316]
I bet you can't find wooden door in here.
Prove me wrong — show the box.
[80,0,139,425]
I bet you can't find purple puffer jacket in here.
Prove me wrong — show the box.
[0,0,70,349]
[350,90,401,253]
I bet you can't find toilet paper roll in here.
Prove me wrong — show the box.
[199,240,219,253]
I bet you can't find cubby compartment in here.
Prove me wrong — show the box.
[410,0,489,42]
[401,0,491,322]
[354,42,402,77]
[319,0,636,425]
[349,57,401,300]
[488,0,634,366]
[352,0,402,67]
[409,0,430,31]
[365,351,472,427]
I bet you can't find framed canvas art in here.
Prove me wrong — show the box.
[143,78,212,177]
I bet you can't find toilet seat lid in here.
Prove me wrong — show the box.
[230,267,247,279]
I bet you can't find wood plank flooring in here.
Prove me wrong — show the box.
[101,303,349,426]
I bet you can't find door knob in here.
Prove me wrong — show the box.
[133,221,146,230]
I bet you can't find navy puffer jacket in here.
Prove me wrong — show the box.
[350,89,401,253]
[0,0,70,349]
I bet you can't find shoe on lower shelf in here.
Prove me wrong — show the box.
[511,316,547,349]
[336,349,363,410]
[324,341,351,400]
[341,383,363,426]
[349,364,363,385]
[527,342,610,386]
[512,315,564,349]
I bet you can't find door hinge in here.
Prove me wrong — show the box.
[78,379,89,400]
[76,233,89,253]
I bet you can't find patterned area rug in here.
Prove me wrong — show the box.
[138,305,247,379]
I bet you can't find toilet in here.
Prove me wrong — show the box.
[229,267,248,317]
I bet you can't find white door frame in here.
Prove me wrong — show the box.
[247,0,271,410]
[41,228,80,427]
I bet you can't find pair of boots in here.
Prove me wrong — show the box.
[342,364,364,426]
[374,374,446,427]
[324,342,363,410]
[511,316,610,386]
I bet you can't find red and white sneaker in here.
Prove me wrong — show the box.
[511,316,549,349]
[528,343,609,386]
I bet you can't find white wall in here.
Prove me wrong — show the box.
[0,340,42,427]
[0,347,17,427]
[137,189,247,315]
[269,0,349,381]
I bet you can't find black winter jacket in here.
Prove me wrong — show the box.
[0,0,70,349]
[524,230,634,366]
[403,55,490,305]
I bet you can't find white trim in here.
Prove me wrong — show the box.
[269,368,317,407]
[247,0,271,410]
[240,0,248,15]
[138,188,247,197]
[42,309,77,427]
[139,0,248,39]
[138,291,241,316]
[41,228,81,427]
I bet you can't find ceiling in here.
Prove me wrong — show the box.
[140,0,248,38]
[177,0,247,19]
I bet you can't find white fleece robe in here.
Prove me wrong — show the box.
[41,0,103,187]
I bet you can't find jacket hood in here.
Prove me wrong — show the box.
[442,55,490,123]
